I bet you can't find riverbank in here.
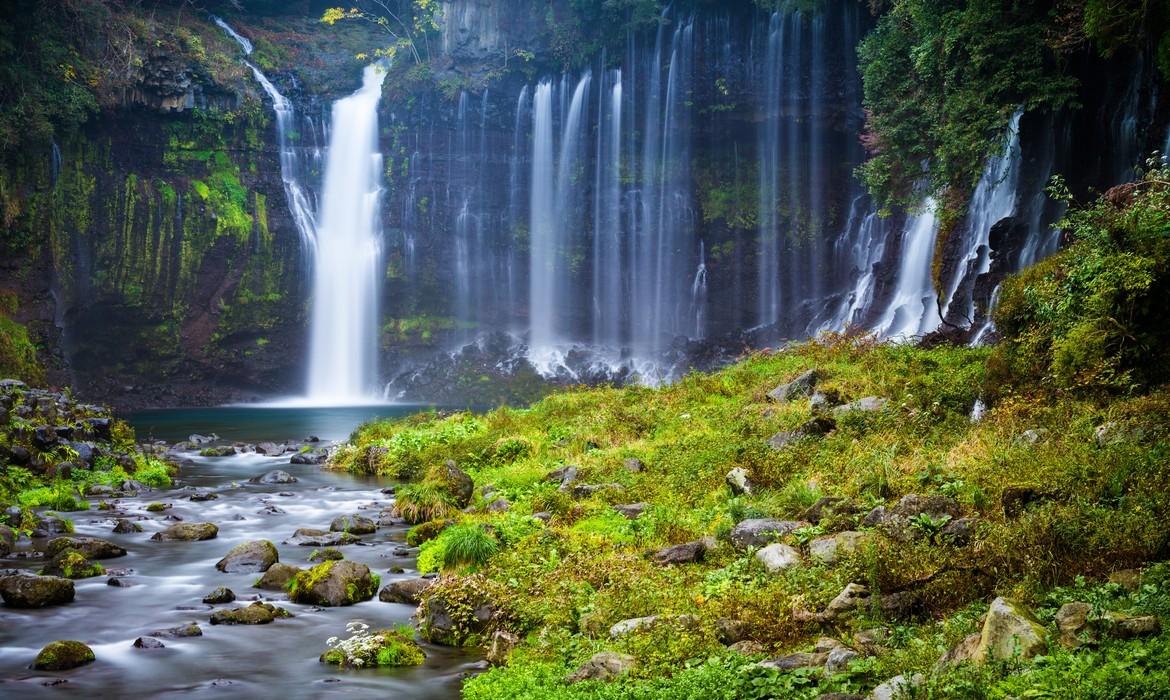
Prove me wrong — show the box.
[330,337,1170,698]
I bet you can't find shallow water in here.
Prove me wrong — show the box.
[0,407,476,699]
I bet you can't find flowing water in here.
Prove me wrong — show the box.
[0,407,474,699]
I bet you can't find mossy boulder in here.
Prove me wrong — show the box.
[289,560,378,606]
[308,547,344,562]
[41,548,105,579]
[46,535,126,559]
[215,539,278,573]
[406,519,453,546]
[254,562,301,590]
[329,514,376,535]
[977,597,1047,662]
[431,460,474,508]
[319,628,425,668]
[202,586,236,604]
[284,528,361,546]
[32,640,95,670]
[151,522,218,541]
[378,577,435,605]
[0,573,75,607]
[209,601,293,625]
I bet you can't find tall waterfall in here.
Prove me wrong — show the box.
[874,199,942,339]
[592,69,623,349]
[306,65,388,402]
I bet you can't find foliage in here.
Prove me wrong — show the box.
[990,163,1170,394]
[321,1,441,64]
[857,0,1076,211]
[322,621,425,668]
[417,522,500,573]
[0,293,44,383]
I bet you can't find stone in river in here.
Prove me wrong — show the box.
[215,540,278,573]
[249,469,297,484]
[150,522,218,541]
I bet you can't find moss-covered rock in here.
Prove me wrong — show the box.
[253,562,301,591]
[283,528,360,546]
[329,514,376,535]
[0,573,75,608]
[41,548,105,579]
[46,535,126,559]
[215,539,278,573]
[209,601,292,625]
[308,547,344,562]
[151,522,218,541]
[406,518,453,546]
[289,560,378,606]
[319,628,425,668]
[32,640,95,671]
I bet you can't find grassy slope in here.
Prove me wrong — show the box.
[332,338,1170,698]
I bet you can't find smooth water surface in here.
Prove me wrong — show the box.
[0,407,476,699]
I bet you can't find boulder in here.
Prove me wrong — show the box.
[767,369,820,402]
[826,648,860,673]
[255,442,286,456]
[1105,612,1161,639]
[725,467,752,496]
[485,630,519,665]
[46,535,126,560]
[936,632,982,668]
[435,460,474,508]
[41,549,104,579]
[283,528,360,547]
[0,573,75,607]
[420,592,498,646]
[288,560,378,606]
[215,540,278,573]
[758,652,825,670]
[652,537,715,565]
[254,563,301,591]
[379,577,436,605]
[730,519,807,550]
[249,470,297,484]
[977,597,1047,661]
[210,601,293,625]
[112,519,143,534]
[329,514,376,535]
[756,543,802,573]
[32,640,95,671]
[870,674,923,700]
[290,449,328,465]
[565,651,635,683]
[613,503,649,519]
[809,531,870,564]
[150,623,202,638]
[133,637,165,649]
[832,397,889,416]
[202,587,236,604]
[151,522,218,541]
[623,458,645,473]
[824,583,870,618]
[308,547,344,562]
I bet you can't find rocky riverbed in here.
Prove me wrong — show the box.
[0,426,479,699]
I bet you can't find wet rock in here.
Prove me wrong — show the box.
[613,503,649,519]
[199,446,236,457]
[145,502,170,512]
[0,573,75,607]
[756,543,802,573]
[284,528,360,547]
[255,442,286,456]
[485,630,519,665]
[254,563,301,591]
[623,458,645,473]
[249,470,297,484]
[725,467,752,496]
[309,548,344,562]
[329,514,376,535]
[651,537,715,565]
[107,577,132,587]
[111,522,141,538]
[290,449,328,465]
[203,587,236,604]
[565,651,636,683]
[730,519,807,550]
[46,536,126,560]
[133,637,165,649]
[151,623,202,638]
[41,549,104,579]
[257,504,286,516]
[151,522,218,541]
[188,434,218,445]
[32,640,94,671]
[379,577,436,605]
[215,540,278,573]
[832,397,889,416]
[210,601,293,625]
[767,369,820,403]
[288,560,378,606]
[977,597,1047,661]
[33,515,72,537]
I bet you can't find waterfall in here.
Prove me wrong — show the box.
[592,69,623,348]
[826,196,895,330]
[213,16,253,54]
[690,240,708,338]
[940,109,1022,326]
[507,86,530,328]
[757,11,787,328]
[874,198,942,339]
[305,64,388,403]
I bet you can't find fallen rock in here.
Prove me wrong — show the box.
[32,640,95,671]
[254,563,301,591]
[652,537,715,566]
[151,523,218,541]
[283,528,360,547]
[215,540,278,573]
[46,536,126,560]
[288,560,378,606]
[249,470,297,484]
[730,519,807,550]
[329,514,376,535]
[756,543,802,573]
[379,577,435,605]
[210,601,292,625]
[202,587,236,604]
[565,651,635,683]
[977,597,1047,661]
[0,573,75,607]
[767,369,820,403]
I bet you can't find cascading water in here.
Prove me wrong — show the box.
[874,198,942,339]
[305,64,389,403]
[690,240,708,338]
[592,69,623,349]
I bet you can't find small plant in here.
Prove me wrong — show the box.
[439,524,499,572]
[908,512,953,542]
[321,621,424,668]
[392,482,455,524]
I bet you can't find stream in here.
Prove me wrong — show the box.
[0,406,477,699]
